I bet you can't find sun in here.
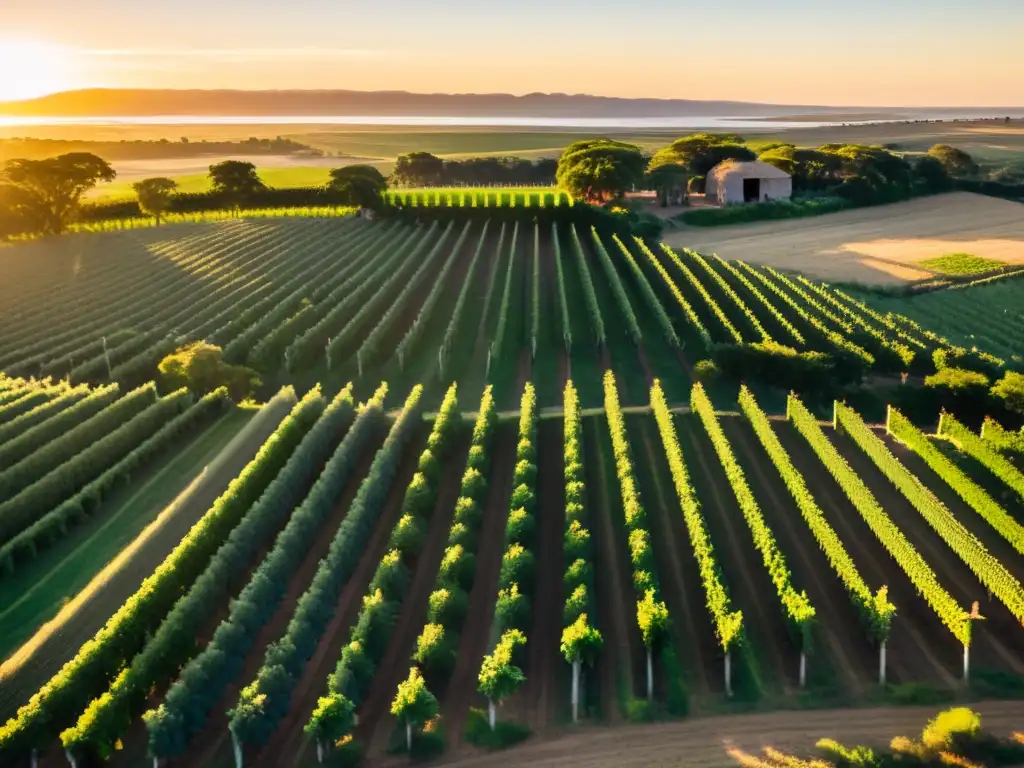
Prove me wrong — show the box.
[0,40,74,101]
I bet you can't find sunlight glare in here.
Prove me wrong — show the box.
[0,40,74,101]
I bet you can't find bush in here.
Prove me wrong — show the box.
[460,468,487,499]
[352,588,399,661]
[427,587,468,628]
[509,483,535,512]
[563,584,588,624]
[158,342,260,402]
[694,359,721,383]
[369,550,410,603]
[712,341,855,394]
[389,514,426,558]
[331,641,374,703]
[452,496,482,529]
[438,544,475,591]
[563,558,592,591]
[495,583,531,633]
[681,196,849,227]
[564,519,591,562]
[463,708,531,750]
[499,544,535,590]
[624,698,656,722]
[413,624,457,679]
[504,507,535,545]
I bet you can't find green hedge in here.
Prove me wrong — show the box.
[228,384,425,748]
[0,387,301,762]
[0,385,91,446]
[681,196,849,227]
[0,388,231,575]
[938,413,1024,503]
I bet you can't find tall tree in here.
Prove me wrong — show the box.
[2,153,115,235]
[650,134,756,177]
[209,160,266,209]
[133,177,178,225]
[390,668,438,753]
[327,164,388,209]
[477,629,526,730]
[556,139,645,202]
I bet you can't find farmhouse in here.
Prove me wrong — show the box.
[706,160,792,205]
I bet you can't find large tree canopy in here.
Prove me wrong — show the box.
[133,177,178,225]
[391,152,445,187]
[209,160,266,207]
[650,133,756,177]
[327,164,388,209]
[2,152,115,235]
[556,138,645,202]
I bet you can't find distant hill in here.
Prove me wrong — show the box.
[0,88,885,118]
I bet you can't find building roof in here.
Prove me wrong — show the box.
[708,160,791,180]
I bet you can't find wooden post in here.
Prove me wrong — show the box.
[799,651,807,688]
[646,648,653,701]
[316,738,324,764]
[406,721,413,752]
[879,640,887,685]
[102,336,112,380]
[488,699,496,730]
[832,399,838,430]
[232,729,244,768]
[963,644,970,684]
[724,651,733,698]
[885,404,892,435]
[65,750,76,768]
[571,659,581,722]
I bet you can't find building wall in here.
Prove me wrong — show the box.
[712,174,792,204]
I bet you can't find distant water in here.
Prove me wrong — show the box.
[0,114,907,130]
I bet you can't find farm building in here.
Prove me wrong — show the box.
[706,160,792,205]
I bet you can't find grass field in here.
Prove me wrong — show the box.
[2,211,1024,767]
[918,253,1008,275]
[663,192,1024,285]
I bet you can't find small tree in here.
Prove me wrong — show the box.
[390,667,438,753]
[158,342,260,401]
[636,590,670,700]
[927,144,980,178]
[477,629,526,730]
[304,694,355,764]
[992,371,1024,414]
[209,160,266,210]
[327,165,388,209]
[560,614,603,722]
[133,177,178,225]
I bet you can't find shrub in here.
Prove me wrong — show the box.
[438,544,475,592]
[564,519,590,562]
[389,515,426,558]
[452,496,482,529]
[505,507,535,545]
[499,544,535,590]
[460,468,487,499]
[352,588,399,661]
[509,483,535,512]
[463,708,531,750]
[369,550,410,603]
[413,624,457,679]
[563,558,592,591]
[495,583,531,633]
[158,342,260,401]
[563,584,588,624]
[427,587,468,628]
[694,359,721,383]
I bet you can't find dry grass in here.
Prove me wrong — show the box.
[662,193,1024,285]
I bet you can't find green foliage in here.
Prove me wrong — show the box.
[691,250,773,342]
[589,227,642,344]
[133,177,178,224]
[694,359,721,383]
[391,668,438,729]
[491,221,519,363]
[560,612,603,666]
[208,160,266,207]
[478,629,527,705]
[632,237,710,344]
[556,138,646,202]
[741,385,893,641]
[303,694,356,747]
[840,403,1024,624]
[426,587,468,630]
[463,708,531,750]
[788,394,970,645]
[552,223,573,350]
[892,410,1024,558]
[495,582,531,634]
[660,243,744,343]
[412,623,457,679]
[568,223,606,344]
[981,417,1024,452]
[3,152,116,235]
[991,371,1024,415]
[925,366,991,393]
[228,385,424,748]
[682,196,849,226]
[938,412,1024,505]
[0,388,230,574]
[693,383,815,644]
[927,144,980,178]
[440,221,490,375]
[716,255,806,346]
[327,164,388,209]
[919,253,1005,276]
[158,341,260,401]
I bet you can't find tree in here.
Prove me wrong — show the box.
[477,629,526,730]
[559,614,603,722]
[2,153,115,235]
[645,163,688,206]
[327,165,388,209]
[912,155,953,194]
[556,139,646,202]
[390,667,438,753]
[133,177,178,225]
[928,144,979,178]
[650,134,756,177]
[992,371,1024,414]
[158,342,260,401]
[391,152,444,187]
[304,694,355,764]
[636,590,670,700]
[209,160,265,209]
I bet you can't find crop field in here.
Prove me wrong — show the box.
[1,211,1024,766]
[663,192,1024,285]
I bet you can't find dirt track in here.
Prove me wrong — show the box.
[438,699,1024,767]
[662,192,1024,285]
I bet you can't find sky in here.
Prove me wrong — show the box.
[1,0,1022,106]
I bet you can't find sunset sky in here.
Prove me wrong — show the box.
[1,0,1021,106]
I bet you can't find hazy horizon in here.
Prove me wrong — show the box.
[1,0,1021,107]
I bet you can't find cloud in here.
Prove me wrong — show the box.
[79,47,392,61]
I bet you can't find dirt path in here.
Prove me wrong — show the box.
[721,417,870,696]
[582,415,634,721]
[182,436,385,767]
[519,417,566,731]
[773,422,955,687]
[252,427,426,768]
[0,397,291,720]
[436,699,1024,768]
[357,434,471,759]
[630,417,715,701]
[833,428,1024,677]
[442,422,517,750]
[676,415,795,697]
